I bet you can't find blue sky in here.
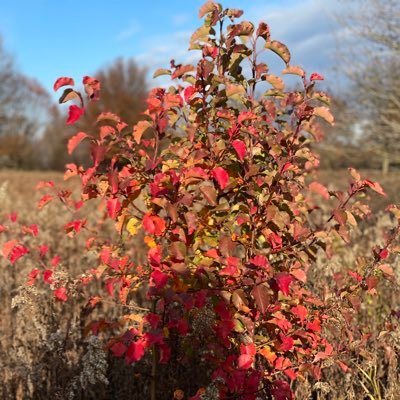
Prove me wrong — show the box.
[0,0,347,95]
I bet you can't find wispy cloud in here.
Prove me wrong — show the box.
[135,30,194,70]
[133,0,351,89]
[116,21,141,42]
[246,0,348,83]
[171,13,190,27]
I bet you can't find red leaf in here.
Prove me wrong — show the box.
[200,185,218,206]
[284,368,297,381]
[290,304,308,323]
[309,181,329,200]
[307,318,321,332]
[53,76,74,91]
[271,380,294,400]
[275,273,293,296]
[110,342,127,357]
[338,361,349,372]
[214,299,231,320]
[290,268,307,283]
[278,334,294,352]
[177,318,189,335]
[43,270,53,284]
[90,144,106,167]
[9,212,17,222]
[64,219,86,236]
[212,167,229,190]
[364,179,386,196]
[237,354,253,370]
[36,180,55,189]
[21,224,39,236]
[145,313,161,329]
[27,269,41,285]
[151,269,169,289]
[241,342,256,356]
[37,194,54,210]
[52,255,61,266]
[238,111,257,124]
[274,357,292,371]
[9,245,29,264]
[3,240,19,258]
[310,72,324,81]
[126,340,145,363]
[68,132,89,154]
[107,198,121,219]
[250,255,270,270]
[232,139,246,161]
[54,287,68,302]
[184,85,196,102]
[143,214,166,236]
[251,284,270,314]
[379,248,389,260]
[268,232,282,250]
[83,75,100,100]
[66,105,84,125]
[148,246,161,266]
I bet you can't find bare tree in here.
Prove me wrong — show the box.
[42,58,148,170]
[0,37,52,168]
[337,0,400,173]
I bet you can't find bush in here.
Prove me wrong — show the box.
[2,2,400,399]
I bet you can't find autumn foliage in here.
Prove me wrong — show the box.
[2,2,400,399]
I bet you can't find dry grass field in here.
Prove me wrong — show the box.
[0,168,399,399]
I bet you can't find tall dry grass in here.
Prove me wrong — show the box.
[0,169,399,399]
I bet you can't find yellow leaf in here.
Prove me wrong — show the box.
[126,217,141,236]
[97,180,109,197]
[133,120,152,144]
[313,106,335,125]
[144,235,157,248]
[282,65,305,77]
[265,40,291,64]
[259,345,277,365]
[162,159,180,172]
[264,74,285,91]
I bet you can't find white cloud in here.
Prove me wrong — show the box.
[116,21,141,42]
[172,13,190,27]
[134,29,197,85]
[245,0,348,84]
[132,0,352,89]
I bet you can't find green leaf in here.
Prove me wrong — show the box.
[189,25,211,49]
[225,82,246,98]
[199,1,222,18]
[228,21,254,39]
[153,68,171,78]
[58,88,83,106]
[265,40,291,64]
[312,91,331,105]
[313,106,334,125]
[264,74,285,91]
[282,65,305,77]
[263,89,285,98]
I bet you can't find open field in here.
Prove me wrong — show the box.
[0,168,399,399]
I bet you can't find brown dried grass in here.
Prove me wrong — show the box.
[0,169,399,399]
